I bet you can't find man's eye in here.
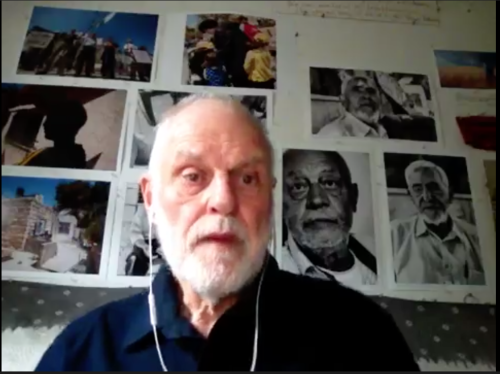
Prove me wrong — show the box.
[320,178,341,191]
[242,174,256,185]
[291,182,308,193]
[183,172,201,183]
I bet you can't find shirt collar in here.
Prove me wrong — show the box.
[123,265,200,351]
[343,112,388,138]
[123,254,279,351]
[414,214,467,243]
[288,236,351,277]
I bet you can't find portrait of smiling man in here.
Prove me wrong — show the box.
[35,93,418,372]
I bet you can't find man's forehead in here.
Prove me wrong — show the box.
[349,76,376,88]
[284,152,340,173]
[408,166,443,182]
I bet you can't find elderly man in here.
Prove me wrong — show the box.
[281,149,377,287]
[35,94,418,371]
[391,160,485,285]
[315,71,438,142]
[317,74,389,138]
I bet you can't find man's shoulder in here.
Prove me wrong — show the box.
[316,117,347,137]
[276,269,386,319]
[72,290,144,326]
[391,216,417,231]
[273,270,420,370]
[453,217,478,236]
[35,291,147,371]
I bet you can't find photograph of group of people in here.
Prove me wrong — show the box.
[130,89,268,168]
[183,13,277,89]
[16,7,159,82]
[1,83,127,171]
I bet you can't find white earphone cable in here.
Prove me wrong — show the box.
[148,216,169,372]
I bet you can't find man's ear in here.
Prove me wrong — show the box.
[139,174,155,220]
[350,183,359,213]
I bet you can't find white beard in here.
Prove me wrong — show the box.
[154,206,270,303]
[422,211,449,225]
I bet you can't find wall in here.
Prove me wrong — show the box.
[1,0,497,371]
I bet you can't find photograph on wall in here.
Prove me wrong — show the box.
[131,90,268,167]
[281,148,377,288]
[434,50,496,90]
[1,83,127,170]
[183,13,277,89]
[484,160,496,226]
[384,153,485,286]
[16,6,159,82]
[456,116,496,151]
[310,67,438,142]
[1,176,111,275]
[116,183,164,276]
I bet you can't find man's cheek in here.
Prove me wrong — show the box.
[285,203,303,229]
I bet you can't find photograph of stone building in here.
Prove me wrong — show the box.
[1,176,111,274]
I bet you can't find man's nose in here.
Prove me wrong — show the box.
[422,188,432,202]
[207,175,236,215]
[305,184,330,210]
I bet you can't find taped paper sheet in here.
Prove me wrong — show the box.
[456,91,497,117]
[278,1,440,26]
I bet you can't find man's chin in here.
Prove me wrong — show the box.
[193,242,245,262]
[301,229,349,248]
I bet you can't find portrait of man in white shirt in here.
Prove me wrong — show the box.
[281,149,378,287]
[387,155,485,286]
[310,67,438,142]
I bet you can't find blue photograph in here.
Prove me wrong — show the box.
[17,6,159,82]
[1,175,111,275]
[435,50,496,89]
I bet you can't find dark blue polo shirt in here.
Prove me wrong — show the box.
[34,257,420,371]
[35,265,207,371]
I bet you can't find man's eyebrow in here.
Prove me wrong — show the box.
[172,149,204,162]
[172,150,267,170]
[232,155,267,171]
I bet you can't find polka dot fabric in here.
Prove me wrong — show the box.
[1,280,496,368]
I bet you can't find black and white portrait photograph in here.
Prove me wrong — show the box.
[130,90,268,167]
[385,153,485,286]
[310,67,438,142]
[281,148,377,288]
[116,183,164,276]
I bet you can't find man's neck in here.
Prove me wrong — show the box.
[299,239,354,272]
[176,279,238,338]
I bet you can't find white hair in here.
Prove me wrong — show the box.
[145,92,275,302]
[404,160,449,190]
[148,92,274,195]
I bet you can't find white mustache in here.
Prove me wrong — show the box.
[186,216,248,248]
